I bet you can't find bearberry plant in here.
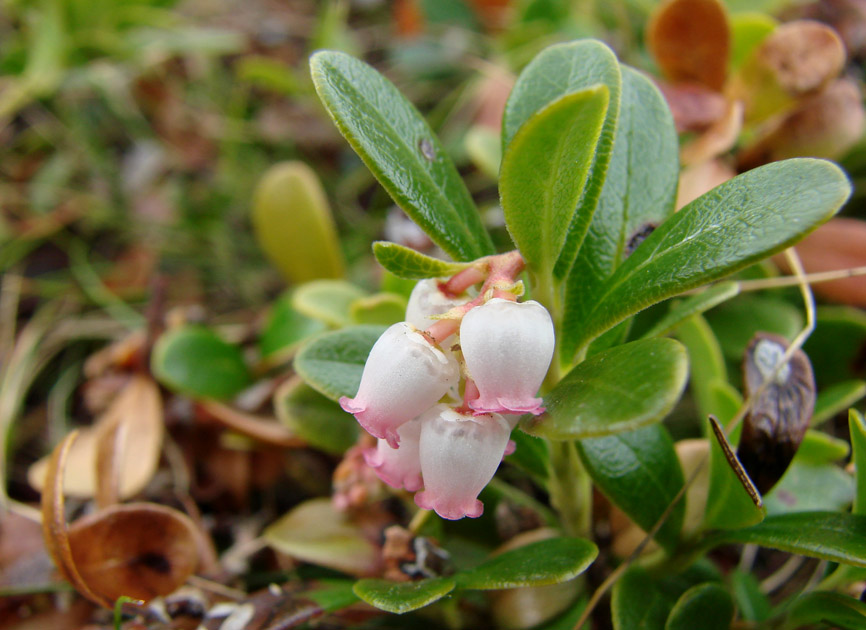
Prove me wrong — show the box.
[283,39,866,628]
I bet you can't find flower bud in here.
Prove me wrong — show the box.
[364,413,425,492]
[414,405,511,520]
[340,322,458,448]
[405,278,468,330]
[460,299,554,415]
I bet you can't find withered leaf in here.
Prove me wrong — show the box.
[66,503,200,603]
[737,333,816,494]
[647,0,730,91]
[29,375,164,502]
[756,20,845,96]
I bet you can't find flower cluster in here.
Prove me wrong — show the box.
[339,255,555,520]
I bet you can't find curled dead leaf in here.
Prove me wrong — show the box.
[29,375,164,502]
[737,333,816,494]
[774,218,866,307]
[66,503,200,603]
[738,78,866,170]
[198,399,305,447]
[647,0,730,91]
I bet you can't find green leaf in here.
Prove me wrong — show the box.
[524,338,688,440]
[764,460,854,515]
[274,380,359,454]
[564,65,680,360]
[611,568,676,630]
[151,326,251,400]
[804,306,866,388]
[571,159,851,353]
[796,429,851,464]
[292,280,366,327]
[465,126,501,179]
[729,13,777,71]
[729,570,771,623]
[578,424,685,550]
[353,577,456,614]
[259,292,328,360]
[506,429,550,485]
[850,409,866,515]
[502,40,622,277]
[813,380,866,425]
[293,325,387,401]
[372,241,472,280]
[704,416,765,530]
[500,86,609,276]
[310,51,493,261]
[705,295,803,361]
[783,591,866,630]
[665,583,734,630]
[639,283,740,341]
[454,537,597,590]
[304,580,360,612]
[706,511,866,567]
[349,293,406,326]
[252,161,345,284]
[264,498,379,575]
[675,315,730,423]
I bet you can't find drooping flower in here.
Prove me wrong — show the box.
[340,322,458,448]
[363,412,425,492]
[414,405,511,520]
[460,298,554,415]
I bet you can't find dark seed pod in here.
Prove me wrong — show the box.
[736,332,816,494]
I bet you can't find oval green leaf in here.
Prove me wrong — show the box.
[813,380,866,425]
[292,279,366,328]
[259,292,328,361]
[564,65,680,360]
[706,511,866,567]
[500,86,609,276]
[502,39,622,279]
[151,325,251,400]
[850,409,866,515]
[639,283,740,341]
[293,325,386,401]
[577,424,685,550]
[252,161,345,284]
[353,577,456,614]
[263,498,379,576]
[784,591,866,630]
[665,583,734,630]
[274,380,358,454]
[454,537,597,590]
[349,293,406,326]
[573,159,852,353]
[372,241,472,280]
[524,338,688,440]
[310,51,493,261]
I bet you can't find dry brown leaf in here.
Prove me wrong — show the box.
[738,78,866,170]
[40,430,113,608]
[657,81,728,133]
[774,218,866,307]
[680,100,744,166]
[67,502,200,603]
[676,159,736,210]
[647,0,730,91]
[29,375,164,501]
[757,20,845,95]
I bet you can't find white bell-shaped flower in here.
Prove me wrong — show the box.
[460,298,554,415]
[414,405,511,520]
[405,279,464,329]
[363,411,425,492]
[340,322,458,448]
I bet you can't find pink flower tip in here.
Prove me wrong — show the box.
[414,491,483,520]
[339,396,363,414]
[469,396,545,416]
